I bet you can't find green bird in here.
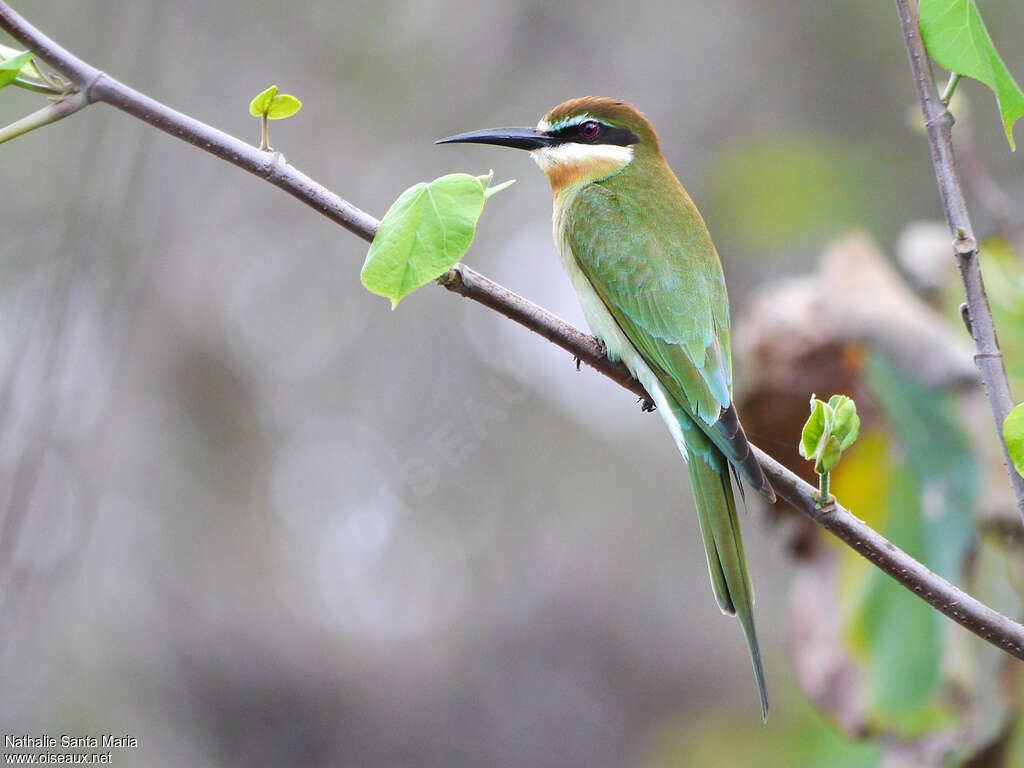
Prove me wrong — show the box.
[439,97,776,719]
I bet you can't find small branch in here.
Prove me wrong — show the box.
[894,0,1024,525]
[3,0,1024,660]
[0,90,85,144]
[940,71,962,105]
[756,447,1024,660]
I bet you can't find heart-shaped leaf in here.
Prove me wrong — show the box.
[920,0,1024,149]
[361,172,513,308]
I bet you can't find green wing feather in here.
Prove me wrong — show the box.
[567,180,732,425]
[566,176,770,719]
[565,180,771,498]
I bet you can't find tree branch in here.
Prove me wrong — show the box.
[3,0,1024,660]
[894,0,1024,525]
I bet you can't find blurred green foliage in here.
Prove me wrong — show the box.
[837,355,977,735]
[643,694,880,768]
[978,238,1024,393]
[703,138,911,257]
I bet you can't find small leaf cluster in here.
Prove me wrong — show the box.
[799,394,860,475]
[248,85,302,120]
[361,171,514,308]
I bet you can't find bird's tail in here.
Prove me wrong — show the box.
[683,419,769,722]
[709,403,776,503]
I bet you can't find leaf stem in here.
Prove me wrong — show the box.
[940,72,962,105]
[818,471,830,505]
[10,75,63,95]
[259,113,270,151]
[0,90,86,145]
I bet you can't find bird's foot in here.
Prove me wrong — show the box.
[639,397,656,413]
[574,340,607,371]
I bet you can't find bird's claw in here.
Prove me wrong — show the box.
[640,398,656,412]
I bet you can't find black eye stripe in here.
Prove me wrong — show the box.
[548,120,639,147]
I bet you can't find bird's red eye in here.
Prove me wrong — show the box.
[579,120,600,138]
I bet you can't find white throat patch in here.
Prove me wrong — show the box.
[530,142,634,180]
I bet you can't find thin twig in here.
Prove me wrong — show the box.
[2,0,1024,660]
[894,0,1024,526]
[0,90,85,144]
[755,447,1024,660]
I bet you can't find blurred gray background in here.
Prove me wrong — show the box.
[2,1,1023,766]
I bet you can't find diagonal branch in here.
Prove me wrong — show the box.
[894,0,1024,525]
[2,0,1024,660]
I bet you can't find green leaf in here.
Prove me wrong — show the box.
[0,50,34,88]
[816,434,842,475]
[249,85,278,117]
[361,173,491,308]
[800,394,860,475]
[267,93,302,119]
[0,46,43,81]
[830,396,861,450]
[1003,403,1024,478]
[799,397,826,460]
[249,86,302,119]
[920,0,1024,149]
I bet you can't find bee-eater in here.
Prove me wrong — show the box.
[439,97,775,719]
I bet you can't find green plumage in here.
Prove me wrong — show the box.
[560,129,771,720]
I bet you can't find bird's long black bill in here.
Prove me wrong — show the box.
[436,126,553,151]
